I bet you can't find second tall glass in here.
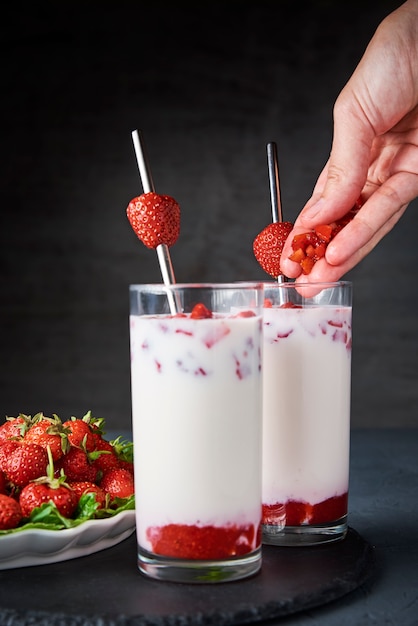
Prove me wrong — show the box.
[262,281,353,546]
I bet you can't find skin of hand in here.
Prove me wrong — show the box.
[280,0,418,283]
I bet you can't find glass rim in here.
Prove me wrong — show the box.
[129,282,264,291]
[263,280,352,288]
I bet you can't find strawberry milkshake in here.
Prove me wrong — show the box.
[262,281,352,545]
[130,283,264,582]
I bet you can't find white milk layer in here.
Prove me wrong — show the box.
[130,313,263,549]
[262,305,352,506]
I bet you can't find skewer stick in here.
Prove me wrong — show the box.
[267,142,283,224]
[131,129,179,312]
[267,142,286,284]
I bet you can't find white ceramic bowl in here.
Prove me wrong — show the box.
[0,510,136,569]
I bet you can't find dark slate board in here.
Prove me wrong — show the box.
[0,527,376,625]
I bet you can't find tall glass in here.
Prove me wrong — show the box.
[129,283,264,582]
[262,281,352,545]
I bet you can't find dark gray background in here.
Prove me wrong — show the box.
[1,0,416,431]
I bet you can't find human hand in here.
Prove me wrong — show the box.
[280,0,418,283]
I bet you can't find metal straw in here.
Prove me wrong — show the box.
[267,141,286,283]
[131,129,180,312]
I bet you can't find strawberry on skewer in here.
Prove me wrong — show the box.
[253,141,362,278]
[253,221,294,279]
[253,142,293,281]
[127,130,181,313]
[127,193,180,250]
[254,205,361,278]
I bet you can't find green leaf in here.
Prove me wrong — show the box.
[95,495,135,518]
[0,495,136,535]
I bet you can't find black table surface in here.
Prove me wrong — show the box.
[0,428,417,626]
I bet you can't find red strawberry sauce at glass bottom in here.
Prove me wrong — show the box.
[146,522,261,560]
[262,492,348,527]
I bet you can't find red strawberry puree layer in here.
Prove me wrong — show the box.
[263,492,348,527]
[146,523,260,560]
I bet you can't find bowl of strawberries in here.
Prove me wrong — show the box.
[0,411,135,569]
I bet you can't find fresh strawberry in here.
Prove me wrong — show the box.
[0,493,22,530]
[0,440,20,472]
[62,417,96,451]
[68,481,107,509]
[100,467,135,499]
[126,192,180,249]
[19,446,78,518]
[4,443,49,489]
[19,480,78,518]
[253,221,294,278]
[91,438,119,476]
[289,199,362,274]
[0,414,31,445]
[117,459,134,475]
[97,436,135,476]
[111,437,134,475]
[190,303,212,319]
[61,447,98,483]
[25,414,70,461]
